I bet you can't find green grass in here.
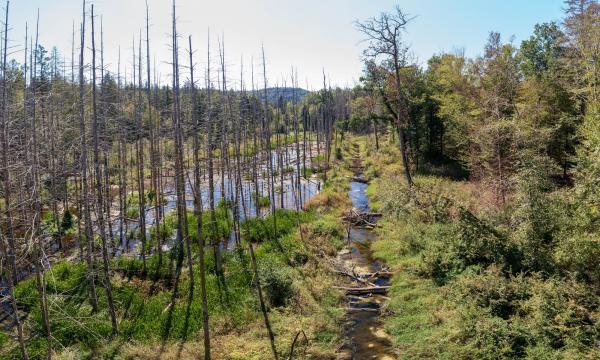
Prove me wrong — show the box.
[5,199,346,359]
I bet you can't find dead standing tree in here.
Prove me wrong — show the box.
[0,1,28,358]
[188,35,211,360]
[31,10,52,358]
[355,6,414,186]
[90,4,118,335]
[78,0,99,312]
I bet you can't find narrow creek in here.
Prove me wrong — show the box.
[337,149,394,359]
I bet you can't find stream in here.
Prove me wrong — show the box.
[337,151,394,359]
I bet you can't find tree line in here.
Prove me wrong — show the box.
[349,0,598,202]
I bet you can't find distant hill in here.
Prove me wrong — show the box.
[254,87,309,104]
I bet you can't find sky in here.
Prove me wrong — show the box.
[6,0,566,89]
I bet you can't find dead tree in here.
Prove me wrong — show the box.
[134,33,148,275]
[189,34,211,360]
[31,11,52,358]
[355,6,414,185]
[145,1,163,269]
[78,0,99,312]
[0,1,28,357]
[90,4,118,335]
[170,0,192,291]
[262,46,278,237]
[206,31,221,275]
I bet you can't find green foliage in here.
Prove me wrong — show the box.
[259,257,295,307]
[61,208,74,233]
[163,205,232,247]
[0,333,8,349]
[252,192,271,208]
[369,145,600,358]
[335,147,343,160]
[5,192,341,358]
[241,209,307,243]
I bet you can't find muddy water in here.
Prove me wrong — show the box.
[337,179,394,358]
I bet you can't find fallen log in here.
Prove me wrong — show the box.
[363,271,394,279]
[345,307,380,312]
[333,286,391,294]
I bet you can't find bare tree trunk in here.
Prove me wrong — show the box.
[117,48,126,255]
[90,5,118,335]
[392,46,413,186]
[262,47,278,238]
[0,2,28,357]
[292,71,302,210]
[170,0,192,290]
[189,35,211,359]
[31,12,52,358]
[100,18,114,250]
[145,1,163,271]
[78,0,99,312]
[206,32,221,275]
[134,33,148,276]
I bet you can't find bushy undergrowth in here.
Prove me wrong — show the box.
[367,139,600,359]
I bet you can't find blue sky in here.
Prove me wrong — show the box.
[7,0,566,88]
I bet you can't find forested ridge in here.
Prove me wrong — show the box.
[0,0,598,359]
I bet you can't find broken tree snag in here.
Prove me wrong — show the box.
[333,286,391,295]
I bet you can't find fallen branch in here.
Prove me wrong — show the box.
[363,271,394,280]
[333,286,391,294]
[345,307,380,312]
[288,330,308,360]
[334,269,377,287]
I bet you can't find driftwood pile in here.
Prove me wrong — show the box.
[333,266,393,295]
[342,208,382,228]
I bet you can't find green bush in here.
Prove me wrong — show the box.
[259,258,295,307]
[61,209,74,233]
[241,209,303,243]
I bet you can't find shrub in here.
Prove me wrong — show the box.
[253,193,271,208]
[452,209,510,268]
[259,258,295,307]
[61,209,74,233]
